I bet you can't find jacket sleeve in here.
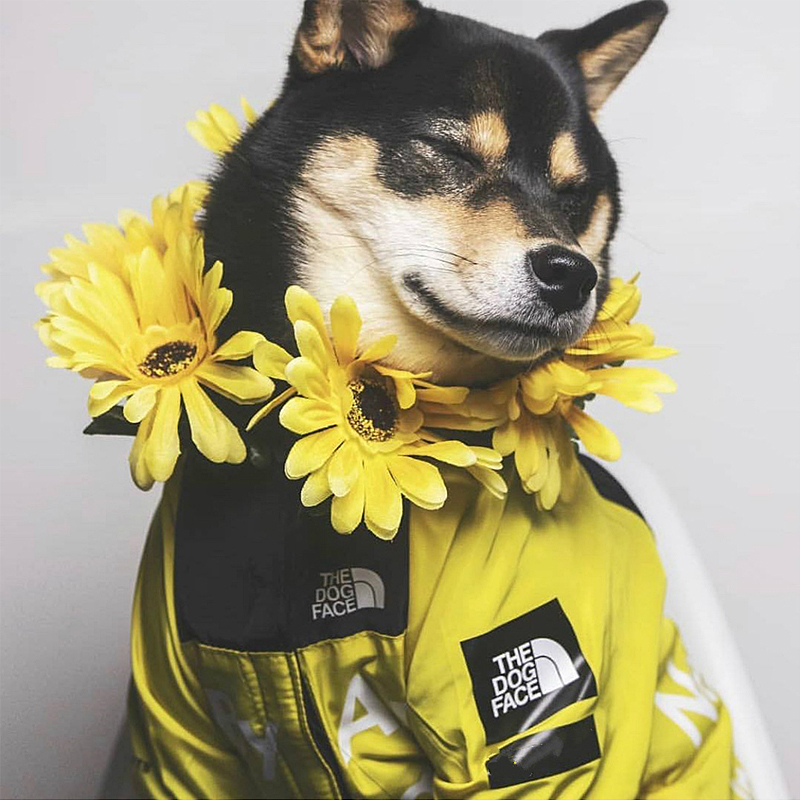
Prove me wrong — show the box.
[128,478,263,800]
[641,618,745,799]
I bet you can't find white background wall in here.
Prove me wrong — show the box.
[1,1,798,797]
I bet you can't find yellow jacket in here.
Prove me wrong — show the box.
[129,455,744,799]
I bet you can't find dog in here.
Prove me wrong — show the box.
[126,2,738,798]
[203,0,665,386]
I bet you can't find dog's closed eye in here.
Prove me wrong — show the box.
[413,135,484,171]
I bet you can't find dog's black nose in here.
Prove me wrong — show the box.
[528,246,598,313]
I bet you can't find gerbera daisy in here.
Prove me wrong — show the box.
[38,218,273,490]
[248,287,503,539]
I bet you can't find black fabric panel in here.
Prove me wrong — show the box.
[579,454,645,521]
[174,451,409,651]
[486,715,601,788]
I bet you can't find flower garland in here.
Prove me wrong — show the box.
[36,98,676,538]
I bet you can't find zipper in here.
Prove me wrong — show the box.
[298,665,347,798]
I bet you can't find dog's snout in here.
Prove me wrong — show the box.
[527,246,597,312]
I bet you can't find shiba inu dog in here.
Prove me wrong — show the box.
[126,5,745,799]
[203,0,667,386]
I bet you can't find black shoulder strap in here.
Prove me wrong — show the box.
[578,454,645,522]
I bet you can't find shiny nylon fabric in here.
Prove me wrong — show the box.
[129,464,743,799]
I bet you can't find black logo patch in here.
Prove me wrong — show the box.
[486,715,601,788]
[460,599,597,744]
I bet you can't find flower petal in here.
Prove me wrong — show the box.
[279,396,338,435]
[415,384,470,405]
[538,458,561,511]
[467,465,508,500]
[471,446,504,470]
[363,458,403,539]
[544,360,593,394]
[392,378,416,410]
[129,410,156,491]
[181,380,232,463]
[123,384,159,423]
[246,387,297,431]
[388,456,447,510]
[285,427,345,480]
[514,415,546,489]
[565,405,621,461]
[223,415,247,466]
[330,295,361,365]
[284,357,331,401]
[327,440,362,497]
[396,406,424,435]
[144,387,182,482]
[593,367,676,412]
[285,286,333,358]
[209,103,240,142]
[409,440,476,467]
[359,334,397,363]
[294,320,329,372]
[301,466,333,508]
[253,339,293,380]
[492,420,520,456]
[88,380,135,418]
[213,331,265,361]
[330,471,366,535]
[241,96,258,125]
[197,363,275,404]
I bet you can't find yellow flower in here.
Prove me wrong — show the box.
[248,287,503,539]
[187,97,258,154]
[36,182,207,306]
[564,274,677,368]
[118,181,208,255]
[38,200,273,490]
[429,275,676,510]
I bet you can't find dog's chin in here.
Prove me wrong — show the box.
[450,316,591,363]
[397,277,596,375]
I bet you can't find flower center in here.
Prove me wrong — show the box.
[138,340,197,379]
[346,379,398,442]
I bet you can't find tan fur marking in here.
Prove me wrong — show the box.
[578,16,663,111]
[549,132,587,187]
[293,0,417,74]
[578,193,613,262]
[467,110,510,163]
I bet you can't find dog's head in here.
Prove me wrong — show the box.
[203,0,667,384]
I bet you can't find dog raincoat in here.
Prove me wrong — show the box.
[128,454,746,799]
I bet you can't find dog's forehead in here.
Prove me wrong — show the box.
[403,37,576,150]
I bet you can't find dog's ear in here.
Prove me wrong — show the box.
[540,1,668,113]
[291,0,423,75]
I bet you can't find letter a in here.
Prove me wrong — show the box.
[337,674,399,764]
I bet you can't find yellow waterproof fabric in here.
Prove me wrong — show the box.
[129,465,745,799]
